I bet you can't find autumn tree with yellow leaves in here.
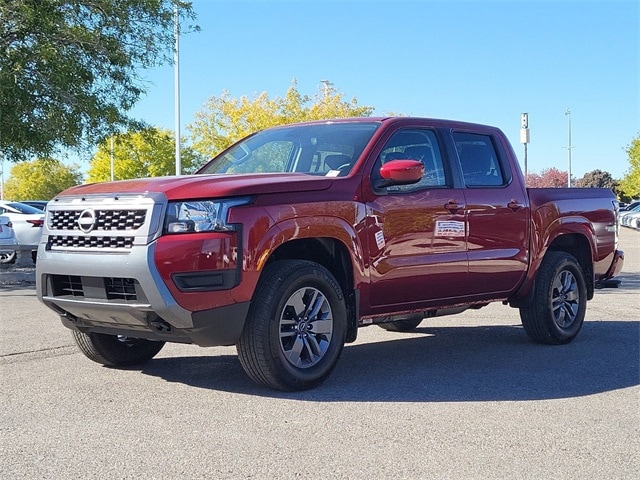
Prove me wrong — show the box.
[87,128,206,182]
[188,80,374,158]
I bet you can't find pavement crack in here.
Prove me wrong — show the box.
[0,345,77,364]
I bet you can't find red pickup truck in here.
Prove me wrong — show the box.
[36,117,624,390]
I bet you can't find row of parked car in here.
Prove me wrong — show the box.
[619,200,640,230]
[0,200,47,264]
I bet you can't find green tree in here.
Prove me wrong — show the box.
[188,80,374,157]
[0,0,198,163]
[87,128,206,182]
[619,134,640,200]
[575,169,618,190]
[4,158,83,200]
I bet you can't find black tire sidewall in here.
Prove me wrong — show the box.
[243,260,347,390]
[73,331,165,367]
[543,255,587,341]
[268,265,347,387]
[522,251,588,344]
[0,251,16,264]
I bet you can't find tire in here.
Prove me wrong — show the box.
[72,330,165,367]
[237,260,347,391]
[519,251,587,345]
[378,314,424,332]
[0,251,16,264]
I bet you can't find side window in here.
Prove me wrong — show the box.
[453,132,505,187]
[378,129,447,193]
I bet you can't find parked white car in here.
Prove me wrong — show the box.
[619,204,640,228]
[0,201,45,261]
[0,215,18,264]
[622,210,640,230]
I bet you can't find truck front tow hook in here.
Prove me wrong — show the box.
[149,317,172,332]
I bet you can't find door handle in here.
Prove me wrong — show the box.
[507,200,525,212]
[445,200,465,213]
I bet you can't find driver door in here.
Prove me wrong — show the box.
[365,128,468,311]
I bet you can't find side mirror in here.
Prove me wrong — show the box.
[376,159,424,188]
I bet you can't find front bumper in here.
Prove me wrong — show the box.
[36,242,250,347]
[35,192,252,346]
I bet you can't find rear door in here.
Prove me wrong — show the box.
[452,130,529,296]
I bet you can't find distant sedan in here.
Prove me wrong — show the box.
[0,215,18,263]
[20,200,49,211]
[0,201,45,262]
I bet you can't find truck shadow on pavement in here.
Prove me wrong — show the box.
[139,320,639,402]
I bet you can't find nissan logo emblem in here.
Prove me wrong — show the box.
[77,209,97,233]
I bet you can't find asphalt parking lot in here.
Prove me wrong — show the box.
[1,229,638,479]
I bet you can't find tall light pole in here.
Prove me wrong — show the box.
[174,3,181,176]
[0,158,4,200]
[520,113,530,178]
[110,136,115,182]
[565,108,573,187]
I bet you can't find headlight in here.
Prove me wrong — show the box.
[164,198,250,234]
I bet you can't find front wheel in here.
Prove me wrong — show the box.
[519,251,587,345]
[72,331,165,367]
[237,260,347,391]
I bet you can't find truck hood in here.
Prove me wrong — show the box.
[57,173,335,199]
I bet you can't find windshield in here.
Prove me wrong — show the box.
[198,122,380,177]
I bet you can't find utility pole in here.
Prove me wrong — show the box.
[565,108,573,187]
[110,136,115,182]
[174,3,181,176]
[520,113,530,178]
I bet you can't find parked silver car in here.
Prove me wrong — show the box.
[20,200,49,211]
[619,204,640,229]
[0,215,18,264]
[0,201,45,262]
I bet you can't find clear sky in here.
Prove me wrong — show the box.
[130,0,639,180]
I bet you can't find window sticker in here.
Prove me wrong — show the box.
[375,230,386,249]
[435,220,466,238]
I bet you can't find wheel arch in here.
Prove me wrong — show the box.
[265,236,360,343]
[510,222,596,307]
[546,233,594,299]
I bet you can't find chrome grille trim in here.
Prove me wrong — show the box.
[48,235,135,249]
[42,193,166,252]
[49,209,146,231]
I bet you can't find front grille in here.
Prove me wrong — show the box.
[50,275,140,302]
[51,275,84,297]
[50,209,146,231]
[48,235,134,249]
[105,278,138,301]
[45,197,158,253]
